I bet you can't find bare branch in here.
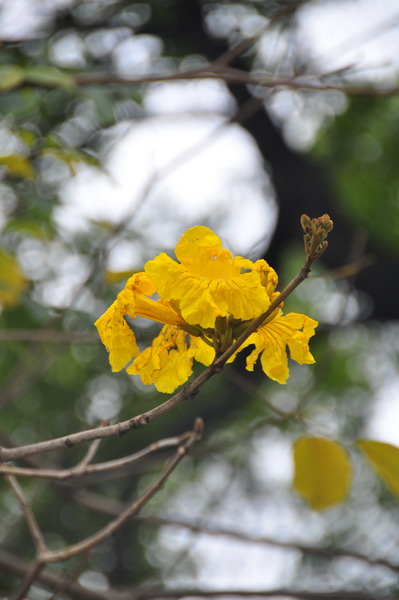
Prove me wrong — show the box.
[0,546,125,600]
[13,561,45,600]
[72,491,399,575]
[5,475,48,557]
[121,589,395,600]
[38,418,202,563]
[0,431,193,479]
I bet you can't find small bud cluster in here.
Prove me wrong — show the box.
[301,214,334,261]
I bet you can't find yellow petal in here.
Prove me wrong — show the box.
[146,253,270,328]
[188,335,215,366]
[240,312,318,384]
[357,440,399,498]
[127,326,193,393]
[293,437,353,510]
[94,302,139,372]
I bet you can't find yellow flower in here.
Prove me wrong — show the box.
[145,226,275,328]
[241,311,318,384]
[95,226,318,393]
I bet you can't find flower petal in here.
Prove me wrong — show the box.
[240,312,318,384]
[94,300,139,372]
[127,326,193,393]
[145,245,271,328]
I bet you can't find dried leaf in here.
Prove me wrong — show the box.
[0,250,27,307]
[293,437,352,510]
[357,440,399,498]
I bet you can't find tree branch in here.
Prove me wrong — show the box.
[5,475,48,556]
[0,431,193,479]
[38,418,203,563]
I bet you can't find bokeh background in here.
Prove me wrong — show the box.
[1,0,399,597]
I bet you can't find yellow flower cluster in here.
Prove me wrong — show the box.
[95,226,317,393]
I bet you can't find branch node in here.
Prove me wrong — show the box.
[128,415,150,430]
[64,438,74,449]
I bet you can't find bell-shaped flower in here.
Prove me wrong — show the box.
[95,226,318,393]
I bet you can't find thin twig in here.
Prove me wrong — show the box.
[39,418,203,563]
[115,589,396,600]
[72,490,399,575]
[0,431,193,479]
[13,560,45,600]
[5,475,48,556]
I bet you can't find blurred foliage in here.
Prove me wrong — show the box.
[1,0,399,598]
[314,96,399,254]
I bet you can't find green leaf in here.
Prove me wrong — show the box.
[293,437,353,510]
[23,66,75,91]
[42,147,99,173]
[15,127,39,148]
[0,65,24,91]
[0,155,34,179]
[0,249,27,307]
[5,218,53,240]
[357,440,399,498]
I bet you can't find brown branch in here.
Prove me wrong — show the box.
[72,491,399,575]
[72,67,399,96]
[0,431,193,479]
[5,475,48,556]
[13,561,45,600]
[0,546,392,600]
[39,418,202,563]
[0,546,125,600]
[122,589,394,600]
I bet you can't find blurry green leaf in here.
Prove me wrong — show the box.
[43,147,99,173]
[16,127,39,148]
[0,65,24,91]
[24,66,75,91]
[5,218,53,240]
[0,155,34,179]
[0,249,27,307]
[357,440,399,498]
[293,437,352,510]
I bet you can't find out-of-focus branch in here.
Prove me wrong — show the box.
[72,490,399,575]
[5,475,48,599]
[72,67,399,96]
[5,475,48,556]
[0,546,123,600]
[0,330,97,343]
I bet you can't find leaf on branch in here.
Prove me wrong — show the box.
[23,65,75,90]
[0,154,35,179]
[293,437,352,510]
[0,65,24,91]
[357,439,399,498]
[0,249,27,307]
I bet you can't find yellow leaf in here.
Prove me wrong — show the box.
[293,437,352,510]
[357,440,399,498]
[0,155,34,179]
[0,65,24,91]
[0,250,27,307]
